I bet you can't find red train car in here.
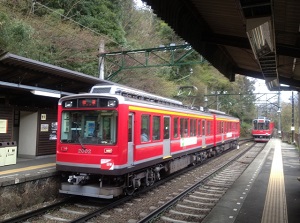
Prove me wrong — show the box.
[252,117,274,142]
[56,84,240,198]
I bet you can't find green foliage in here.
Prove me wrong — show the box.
[0,11,34,53]
[116,69,178,98]
[183,64,257,124]
[240,121,252,137]
[38,0,126,44]
[0,0,258,131]
[281,103,292,132]
[0,0,104,76]
[156,21,177,43]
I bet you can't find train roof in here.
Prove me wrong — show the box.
[253,117,272,121]
[90,84,183,106]
[60,84,239,121]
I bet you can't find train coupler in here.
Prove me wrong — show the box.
[67,174,90,185]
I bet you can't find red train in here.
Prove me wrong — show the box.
[56,84,240,198]
[251,117,274,142]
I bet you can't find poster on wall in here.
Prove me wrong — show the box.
[49,122,57,140]
[0,119,8,133]
[41,124,49,132]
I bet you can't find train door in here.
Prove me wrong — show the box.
[128,113,134,166]
[163,116,171,158]
[221,121,224,142]
[202,119,206,147]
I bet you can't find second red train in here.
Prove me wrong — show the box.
[252,117,274,142]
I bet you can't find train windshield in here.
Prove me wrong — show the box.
[253,120,269,130]
[60,110,117,145]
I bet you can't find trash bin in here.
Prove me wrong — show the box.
[0,142,7,167]
[4,141,17,166]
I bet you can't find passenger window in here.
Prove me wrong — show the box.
[180,118,188,137]
[141,115,150,142]
[164,117,170,139]
[266,121,270,129]
[207,121,211,135]
[253,120,258,130]
[221,121,224,134]
[128,115,132,142]
[198,120,201,136]
[153,116,161,140]
[173,117,179,138]
[190,119,196,136]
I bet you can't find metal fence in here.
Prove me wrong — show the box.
[281,132,300,150]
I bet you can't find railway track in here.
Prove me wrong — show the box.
[138,142,265,223]
[1,139,257,223]
[0,193,132,223]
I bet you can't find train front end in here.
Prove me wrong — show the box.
[252,117,273,142]
[56,94,127,198]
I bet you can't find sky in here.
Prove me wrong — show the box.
[134,0,147,9]
[252,78,293,104]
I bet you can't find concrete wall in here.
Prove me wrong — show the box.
[0,176,61,217]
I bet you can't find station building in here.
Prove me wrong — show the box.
[0,52,112,159]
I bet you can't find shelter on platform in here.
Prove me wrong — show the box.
[0,52,113,158]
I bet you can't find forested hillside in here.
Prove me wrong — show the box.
[0,0,258,135]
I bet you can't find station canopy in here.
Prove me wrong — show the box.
[143,0,300,91]
[0,52,114,101]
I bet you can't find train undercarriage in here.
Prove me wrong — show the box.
[59,140,238,198]
[253,134,271,142]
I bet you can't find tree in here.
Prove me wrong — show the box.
[37,0,126,44]
[0,0,259,134]
[0,11,34,54]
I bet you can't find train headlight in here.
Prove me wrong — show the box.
[104,148,113,153]
[107,100,117,107]
[61,146,68,152]
[65,101,73,108]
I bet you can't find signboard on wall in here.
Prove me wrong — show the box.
[0,119,8,133]
[41,124,49,132]
[41,114,47,120]
[49,122,57,140]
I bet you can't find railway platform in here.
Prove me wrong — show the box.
[1,139,300,223]
[0,155,56,186]
[203,138,300,223]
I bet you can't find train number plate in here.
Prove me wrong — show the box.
[78,148,91,154]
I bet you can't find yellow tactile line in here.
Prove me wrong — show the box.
[0,163,55,175]
[261,140,288,223]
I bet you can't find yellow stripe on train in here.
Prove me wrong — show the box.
[129,105,213,119]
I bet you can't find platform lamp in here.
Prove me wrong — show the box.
[204,97,208,111]
[265,78,280,91]
[31,90,61,98]
[246,17,274,60]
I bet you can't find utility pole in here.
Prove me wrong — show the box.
[291,91,294,143]
[98,40,105,79]
[278,91,281,138]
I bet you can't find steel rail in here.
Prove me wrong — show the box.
[70,139,253,222]
[137,142,259,223]
[1,196,77,223]
[1,139,252,223]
